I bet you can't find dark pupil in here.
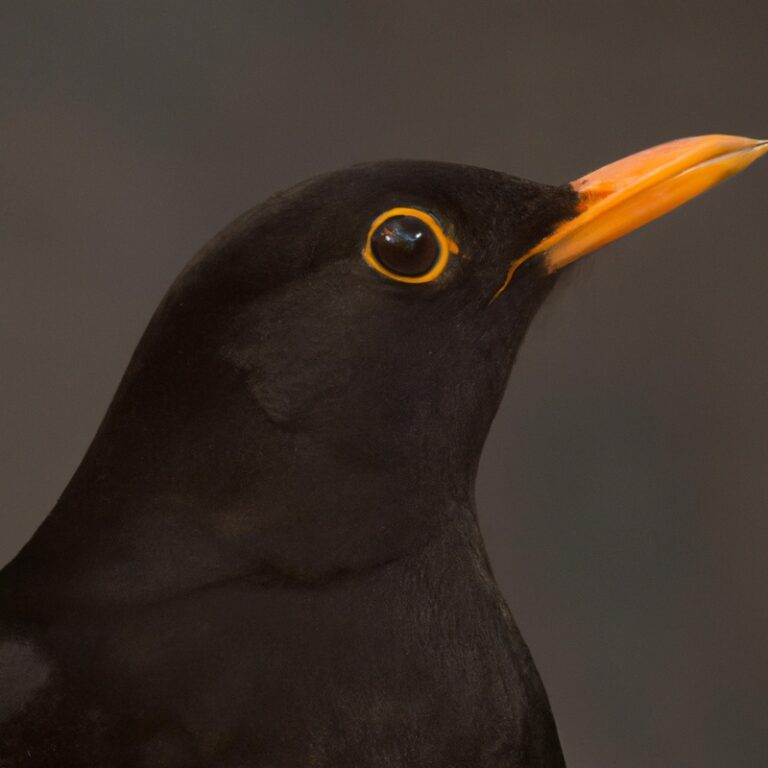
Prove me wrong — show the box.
[370,215,439,277]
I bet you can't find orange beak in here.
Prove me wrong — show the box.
[495,134,768,298]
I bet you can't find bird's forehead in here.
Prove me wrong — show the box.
[317,160,547,214]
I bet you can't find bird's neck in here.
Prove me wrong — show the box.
[1,421,478,613]
[2,322,485,611]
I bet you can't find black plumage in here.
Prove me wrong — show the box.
[1,138,764,766]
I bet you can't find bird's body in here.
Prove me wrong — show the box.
[1,137,765,766]
[0,525,562,766]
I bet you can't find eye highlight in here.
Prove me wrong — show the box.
[363,207,458,284]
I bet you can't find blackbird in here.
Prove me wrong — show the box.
[1,135,765,767]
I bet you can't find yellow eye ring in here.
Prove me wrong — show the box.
[362,207,459,284]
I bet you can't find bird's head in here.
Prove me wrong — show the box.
[51,135,766,587]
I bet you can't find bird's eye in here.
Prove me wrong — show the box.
[363,207,458,284]
[372,216,437,276]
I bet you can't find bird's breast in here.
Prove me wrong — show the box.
[1,545,564,767]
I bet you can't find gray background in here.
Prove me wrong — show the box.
[1,2,766,766]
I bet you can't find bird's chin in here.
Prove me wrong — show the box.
[495,134,768,298]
